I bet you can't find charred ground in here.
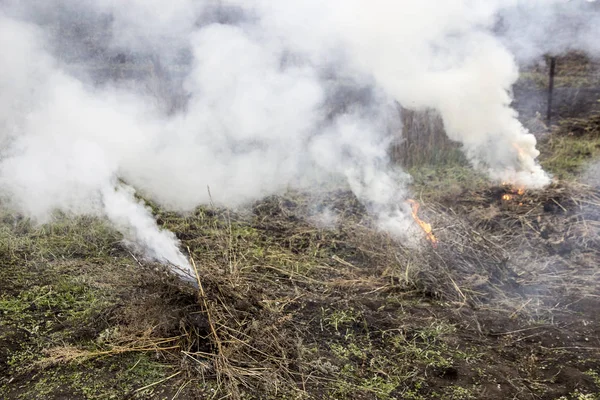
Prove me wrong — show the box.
[1,56,600,399]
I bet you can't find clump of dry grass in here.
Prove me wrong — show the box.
[408,181,600,318]
[391,107,466,168]
[39,332,182,366]
[123,193,412,397]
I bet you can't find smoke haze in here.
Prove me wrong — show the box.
[0,0,598,273]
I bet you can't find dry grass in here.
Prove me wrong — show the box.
[410,182,600,310]
[3,133,600,399]
[391,107,466,168]
[2,180,600,399]
[538,113,600,178]
[150,181,600,398]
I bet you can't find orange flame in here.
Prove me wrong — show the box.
[502,182,525,205]
[501,184,526,202]
[407,199,438,248]
[512,143,526,159]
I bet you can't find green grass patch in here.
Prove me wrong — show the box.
[320,311,481,400]
[0,213,122,265]
[0,354,177,400]
[408,164,489,201]
[0,277,112,332]
[539,134,600,178]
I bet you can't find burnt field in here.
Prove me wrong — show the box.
[2,93,600,399]
[2,5,600,396]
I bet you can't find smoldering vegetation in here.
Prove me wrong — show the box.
[2,177,600,399]
[3,0,586,271]
[2,1,600,400]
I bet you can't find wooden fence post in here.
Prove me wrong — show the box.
[547,56,556,125]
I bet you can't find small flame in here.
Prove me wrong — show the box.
[501,184,526,203]
[407,199,438,248]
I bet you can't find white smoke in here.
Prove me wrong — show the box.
[101,184,193,278]
[0,14,195,274]
[0,1,597,273]
[498,0,600,62]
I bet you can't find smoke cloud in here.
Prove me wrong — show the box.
[0,1,597,274]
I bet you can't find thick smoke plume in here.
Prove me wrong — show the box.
[0,1,597,274]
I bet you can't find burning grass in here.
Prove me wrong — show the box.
[160,180,600,399]
[2,174,600,399]
[417,182,600,307]
[407,199,438,247]
[2,121,600,398]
